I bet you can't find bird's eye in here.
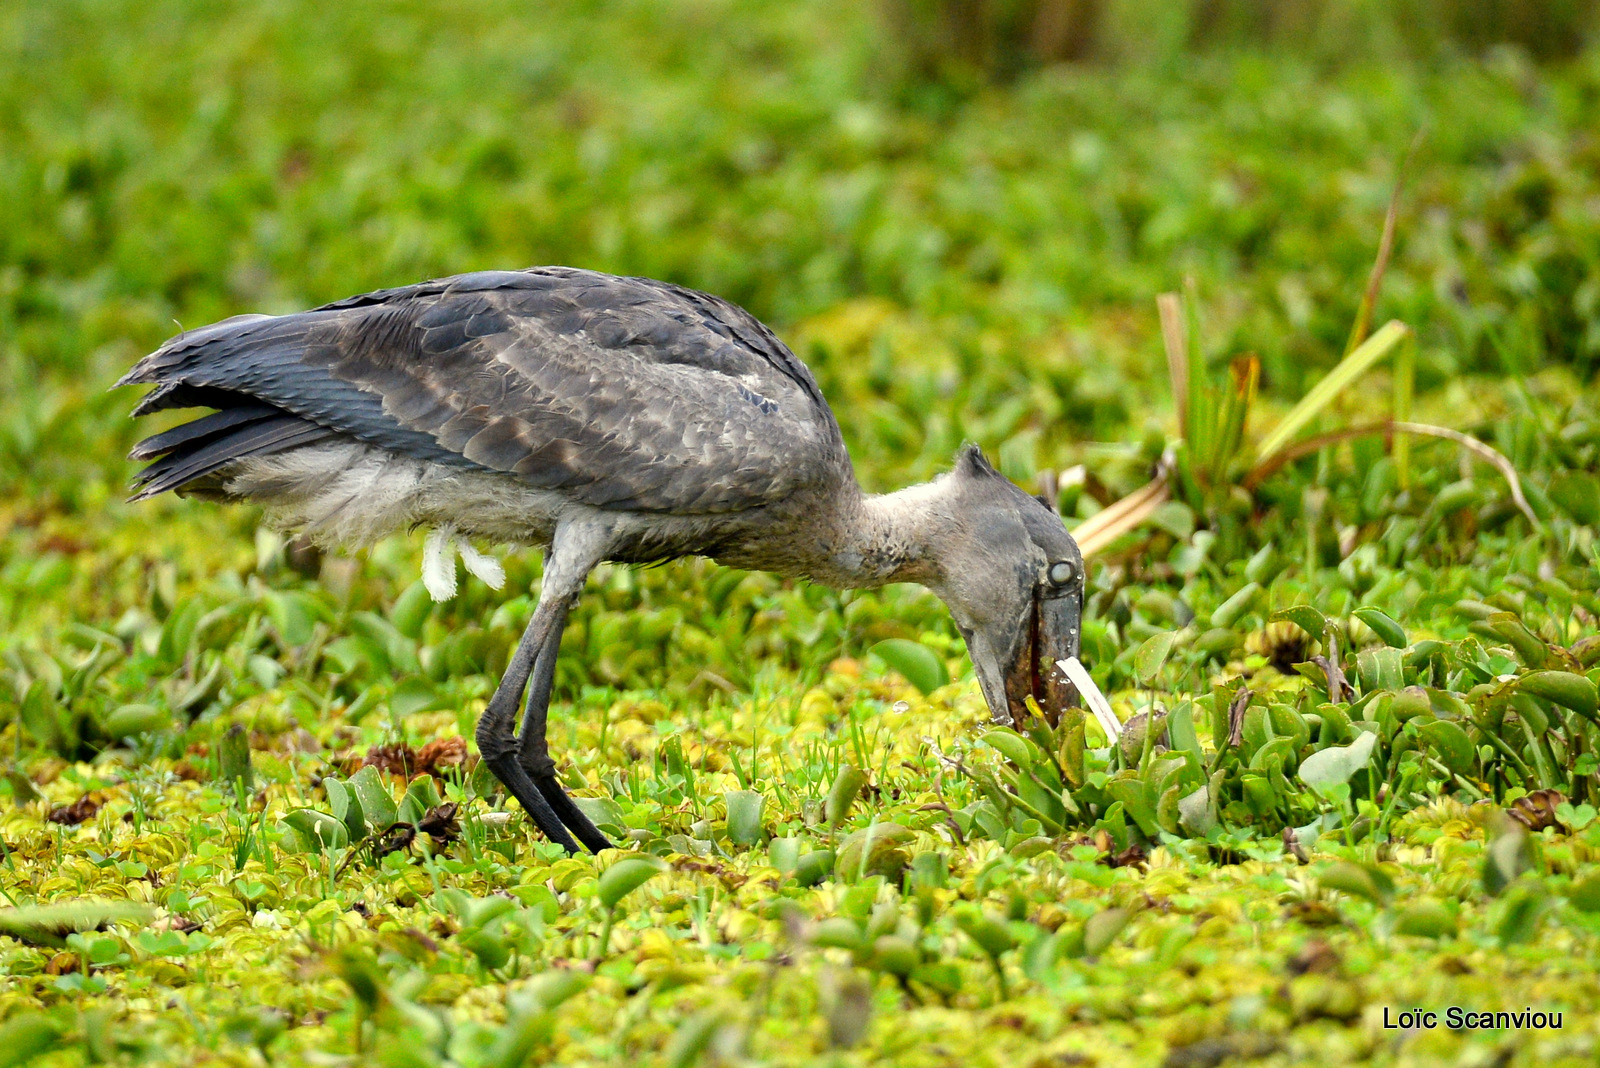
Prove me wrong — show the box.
[1048,561,1076,587]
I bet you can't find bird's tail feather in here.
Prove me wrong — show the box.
[128,412,333,502]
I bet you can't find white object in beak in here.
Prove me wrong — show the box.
[1057,656,1122,742]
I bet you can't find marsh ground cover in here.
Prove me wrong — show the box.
[2,2,1600,1064]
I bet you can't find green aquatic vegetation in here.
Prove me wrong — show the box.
[2,1,1600,1064]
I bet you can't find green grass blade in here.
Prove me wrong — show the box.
[1256,320,1410,464]
[1158,292,1187,439]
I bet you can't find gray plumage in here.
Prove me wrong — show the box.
[120,267,845,520]
[118,265,1085,855]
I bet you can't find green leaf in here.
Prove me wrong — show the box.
[868,639,948,695]
[982,729,1034,768]
[1353,607,1406,649]
[954,906,1014,958]
[323,778,366,842]
[723,789,764,846]
[1393,899,1455,939]
[835,822,914,881]
[1272,605,1327,641]
[1209,582,1262,630]
[1569,873,1600,914]
[1298,729,1376,788]
[1319,861,1394,906]
[1082,907,1130,956]
[348,765,397,833]
[1482,828,1533,898]
[216,724,254,791]
[794,849,835,887]
[0,1013,65,1068]
[826,764,867,828]
[389,580,434,640]
[282,809,349,853]
[597,856,667,910]
[396,776,443,826]
[1134,630,1177,685]
[0,900,153,949]
[811,917,865,951]
[1518,670,1599,723]
[100,703,170,739]
[1417,720,1474,777]
[1495,884,1548,948]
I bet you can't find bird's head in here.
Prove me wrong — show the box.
[923,445,1085,727]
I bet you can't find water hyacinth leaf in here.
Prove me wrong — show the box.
[216,724,254,791]
[1417,720,1475,776]
[723,789,764,845]
[101,703,169,738]
[597,856,667,909]
[1517,670,1599,723]
[1495,884,1548,948]
[282,809,349,853]
[1298,730,1377,788]
[1167,702,1202,759]
[826,764,867,828]
[836,822,914,880]
[982,729,1034,768]
[323,778,366,841]
[348,765,398,832]
[1482,828,1533,897]
[0,900,154,948]
[1569,874,1600,913]
[1556,802,1598,832]
[811,917,865,951]
[396,776,443,826]
[794,849,835,887]
[871,935,918,977]
[1356,647,1404,692]
[868,639,948,695]
[1177,784,1215,837]
[768,837,801,873]
[571,795,627,837]
[1083,907,1130,956]
[389,580,434,640]
[1353,607,1406,649]
[0,1014,64,1068]
[1393,899,1456,939]
[1272,605,1327,641]
[1319,861,1394,906]
[1210,583,1261,630]
[954,907,1014,958]
[1134,630,1177,685]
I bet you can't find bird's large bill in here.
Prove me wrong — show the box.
[1002,581,1084,725]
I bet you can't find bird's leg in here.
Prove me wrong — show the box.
[475,522,611,854]
[516,594,613,853]
[476,600,581,853]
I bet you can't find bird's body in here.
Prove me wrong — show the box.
[120,266,1084,854]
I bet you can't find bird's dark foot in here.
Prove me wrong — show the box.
[531,771,614,854]
[477,749,583,854]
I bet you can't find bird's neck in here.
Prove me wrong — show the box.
[807,477,957,590]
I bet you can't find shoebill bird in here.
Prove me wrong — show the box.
[117,267,1084,854]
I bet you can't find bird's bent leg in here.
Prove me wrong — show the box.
[516,595,613,853]
[475,523,608,854]
[476,600,580,853]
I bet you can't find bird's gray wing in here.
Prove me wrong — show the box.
[119,268,848,514]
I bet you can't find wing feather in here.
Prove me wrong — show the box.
[120,267,847,513]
